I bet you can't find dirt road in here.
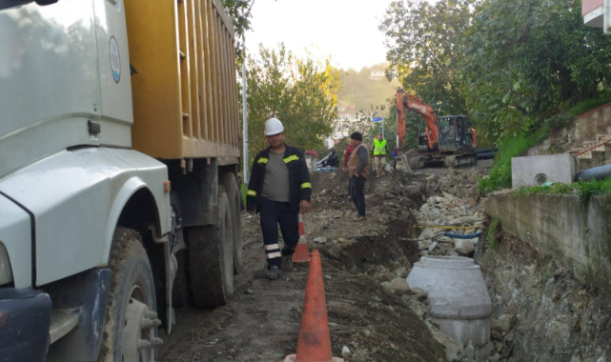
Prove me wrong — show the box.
[159,167,485,362]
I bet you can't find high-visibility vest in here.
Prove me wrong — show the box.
[373,139,387,156]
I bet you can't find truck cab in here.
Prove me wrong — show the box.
[0,0,242,361]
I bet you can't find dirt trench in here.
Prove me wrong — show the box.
[413,163,611,362]
[159,170,447,362]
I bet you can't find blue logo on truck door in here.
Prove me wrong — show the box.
[109,36,121,84]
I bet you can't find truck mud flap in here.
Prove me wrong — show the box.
[0,288,52,362]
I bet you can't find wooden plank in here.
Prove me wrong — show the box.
[202,0,216,142]
[224,31,236,147]
[187,0,201,139]
[219,19,229,146]
[178,0,192,139]
[195,0,209,140]
[219,17,229,145]
[210,6,223,144]
[210,0,234,37]
[230,33,239,147]
[207,0,220,143]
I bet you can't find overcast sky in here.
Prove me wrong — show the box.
[246,0,396,71]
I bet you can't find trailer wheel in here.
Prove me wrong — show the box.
[186,187,234,308]
[98,228,161,362]
[220,172,243,274]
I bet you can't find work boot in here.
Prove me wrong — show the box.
[282,255,294,272]
[352,215,366,222]
[265,266,281,280]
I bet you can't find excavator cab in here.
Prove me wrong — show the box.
[438,115,475,152]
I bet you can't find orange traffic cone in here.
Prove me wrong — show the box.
[292,213,310,263]
[285,250,344,362]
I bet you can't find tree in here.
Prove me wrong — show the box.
[380,0,474,116]
[459,0,611,138]
[242,44,340,158]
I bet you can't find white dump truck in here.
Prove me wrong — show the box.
[0,0,242,361]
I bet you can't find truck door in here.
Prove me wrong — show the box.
[92,0,134,148]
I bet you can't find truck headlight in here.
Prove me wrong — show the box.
[0,244,13,286]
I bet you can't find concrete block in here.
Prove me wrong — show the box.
[511,154,577,189]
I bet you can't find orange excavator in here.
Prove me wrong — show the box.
[395,88,478,168]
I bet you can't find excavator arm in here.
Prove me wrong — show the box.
[395,89,439,151]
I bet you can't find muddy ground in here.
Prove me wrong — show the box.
[159,158,611,362]
[158,166,483,362]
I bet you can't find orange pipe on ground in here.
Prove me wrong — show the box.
[285,250,343,362]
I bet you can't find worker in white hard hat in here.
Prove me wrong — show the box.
[246,118,312,280]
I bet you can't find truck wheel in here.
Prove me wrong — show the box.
[99,228,162,362]
[186,187,234,308]
[220,172,243,274]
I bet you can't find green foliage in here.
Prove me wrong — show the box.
[514,178,611,204]
[380,0,472,116]
[487,217,500,251]
[242,44,340,158]
[514,182,573,196]
[563,92,611,118]
[575,178,611,203]
[459,0,611,139]
[382,0,611,142]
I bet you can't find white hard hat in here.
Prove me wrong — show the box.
[264,118,284,136]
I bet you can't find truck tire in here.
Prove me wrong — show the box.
[186,187,234,308]
[98,228,162,362]
[220,172,243,274]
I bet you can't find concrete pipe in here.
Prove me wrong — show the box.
[407,256,491,346]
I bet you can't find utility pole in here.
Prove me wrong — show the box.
[240,0,256,185]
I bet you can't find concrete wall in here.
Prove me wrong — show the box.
[572,103,611,147]
[527,103,611,156]
[484,194,611,291]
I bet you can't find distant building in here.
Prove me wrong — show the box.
[583,0,605,32]
[370,69,386,80]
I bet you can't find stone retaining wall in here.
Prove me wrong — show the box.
[484,194,611,291]
[527,102,611,155]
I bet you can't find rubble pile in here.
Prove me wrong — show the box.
[412,192,483,258]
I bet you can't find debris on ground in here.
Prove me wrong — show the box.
[159,162,507,362]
